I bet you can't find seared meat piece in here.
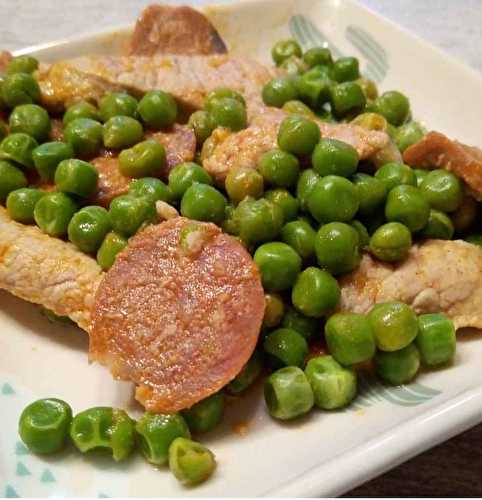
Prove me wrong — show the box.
[38,55,274,115]
[90,124,196,207]
[129,5,226,56]
[0,207,102,330]
[203,108,390,183]
[90,217,264,412]
[0,50,12,72]
[340,239,482,330]
[403,131,482,198]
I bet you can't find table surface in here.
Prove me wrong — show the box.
[1,0,481,496]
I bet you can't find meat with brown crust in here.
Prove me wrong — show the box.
[90,217,264,412]
[129,5,227,56]
[403,131,482,198]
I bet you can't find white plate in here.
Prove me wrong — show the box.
[1,0,482,497]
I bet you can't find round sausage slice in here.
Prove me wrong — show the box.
[89,217,264,413]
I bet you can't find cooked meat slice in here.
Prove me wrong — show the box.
[90,217,264,412]
[147,123,196,173]
[203,108,390,183]
[0,207,102,330]
[37,55,274,115]
[403,131,482,198]
[0,50,12,72]
[48,118,64,141]
[90,124,196,207]
[340,239,482,330]
[129,5,226,56]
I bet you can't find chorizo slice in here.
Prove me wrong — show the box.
[89,217,264,412]
[128,5,227,56]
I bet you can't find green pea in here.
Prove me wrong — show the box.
[305,355,357,409]
[385,184,430,232]
[70,407,135,462]
[0,132,38,168]
[258,148,300,188]
[419,209,454,240]
[325,312,376,365]
[180,183,226,223]
[254,242,301,291]
[369,222,412,262]
[375,162,417,191]
[96,231,128,270]
[357,78,379,100]
[9,104,51,142]
[0,160,27,201]
[137,90,177,129]
[264,366,314,420]
[420,169,463,213]
[68,206,111,253]
[262,77,299,108]
[168,162,213,200]
[312,138,359,178]
[333,57,360,82]
[102,115,143,149]
[280,56,308,75]
[373,90,410,126]
[351,111,387,132]
[182,392,224,434]
[369,301,419,352]
[281,219,316,260]
[63,101,100,125]
[128,177,171,204]
[272,39,302,65]
[394,121,425,152]
[264,327,308,368]
[264,188,299,223]
[352,173,387,216]
[375,343,420,385]
[64,118,103,158]
[225,166,264,204]
[451,196,477,234]
[292,266,340,318]
[6,188,44,223]
[188,110,216,146]
[282,99,314,117]
[315,222,360,275]
[414,168,429,187]
[118,139,165,178]
[277,115,320,156]
[308,175,359,223]
[227,351,263,394]
[99,92,138,121]
[19,398,72,454]
[350,219,370,248]
[296,168,320,212]
[32,142,74,182]
[54,159,98,198]
[6,55,39,75]
[303,47,333,67]
[136,412,190,465]
[34,192,77,237]
[205,87,246,109]
[208,97,247,132]
[263,293,285,328]
[168,437,216,486]
[109,194,154,236]
[2,72,40,107]
[281,305,319,341]
[416,313,456,366]
[295,67,332,109]
[330,82,366,118]
[233,197,283,245]
[465,234,482,247]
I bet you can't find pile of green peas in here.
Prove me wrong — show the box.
[6,41,480,478]
[18,397,219,486]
